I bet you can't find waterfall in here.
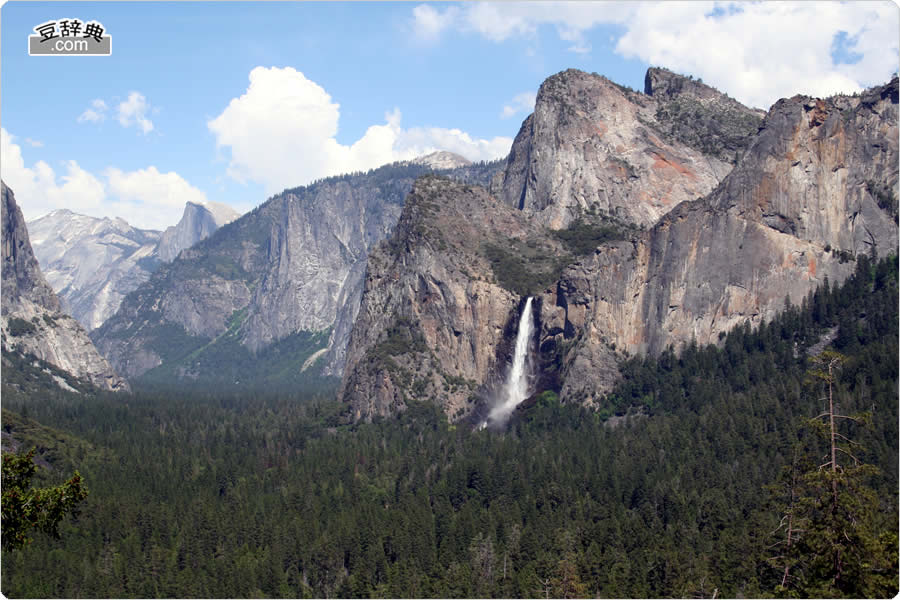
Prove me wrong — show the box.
[486,297,534,426]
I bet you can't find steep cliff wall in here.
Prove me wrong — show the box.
[341,73,898,421]
[340,176,555,421]
[28,211,161,330]
[542,77,898,405]
[1,182,128,392]
[157,201,240,262]
[496,69,749,230]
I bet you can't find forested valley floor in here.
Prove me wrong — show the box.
[2,256,897,598]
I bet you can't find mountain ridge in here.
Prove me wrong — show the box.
[90,159,504,385]
[29,199,242,331]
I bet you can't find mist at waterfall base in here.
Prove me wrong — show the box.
[481,297,534,429]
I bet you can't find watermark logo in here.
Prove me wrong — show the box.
[28,19,111,56]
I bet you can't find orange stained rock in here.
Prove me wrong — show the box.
[650,151,697,180]
[809,99,828,128]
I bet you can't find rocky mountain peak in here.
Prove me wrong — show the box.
[28,210,162,330]
[340,71,898,422]
[188,200,241,227]
[498,67,734,230]
[157,201,241,262]
[644,67,751,108]
[410,151,473,170]
[644,67,766,164]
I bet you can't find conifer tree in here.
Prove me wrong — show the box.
[770,351,898,597]
[1,447,89,550]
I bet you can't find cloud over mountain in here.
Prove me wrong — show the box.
[411,1,899,110]
[1,128,207,230]
[208,66,512,194]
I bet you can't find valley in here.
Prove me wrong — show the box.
[2,63,897,598]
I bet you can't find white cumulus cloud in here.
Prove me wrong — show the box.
[78,98,109,123]
[411,4,460,42]
[116,92,154,134]
[208,66,512,194]
[104,166,207,228]
[411,1,899,110]
[501,92,537,119]
[1,128,210,230]
[1,128,105,219]
[412,1,632,43]
[79,95,156,134]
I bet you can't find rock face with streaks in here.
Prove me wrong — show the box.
[340,176,559,421]
[496,69,757,229]
[340,70,898,421]
[1,182,128,392]
[543,76,898,405]
[28,211,162,331]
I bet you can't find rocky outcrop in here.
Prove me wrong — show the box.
[28,211,161,330]
[497,69,740,230]
[1,182,128,392]
[92,159,504,384]
[645,67,766,163]
[341,176,556,421]
[410,151,472,170]
[341,72,898,421]
[157,201,240,262]
[3,185,60,314]
[541,76,898,405]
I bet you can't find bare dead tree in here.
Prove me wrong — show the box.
[807,351,866,512]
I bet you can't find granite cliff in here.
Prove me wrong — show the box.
[28,211,161,331]
[156,200,240,262]
[340,176,559,420]
[341,70,898,421]
[495,69,762,230]
[1,182,128,392]
[543,76,898,405]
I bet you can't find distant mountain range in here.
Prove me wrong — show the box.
[27,201,239,330]
[89,157,502,390]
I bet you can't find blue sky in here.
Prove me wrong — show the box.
[2,1,897,230]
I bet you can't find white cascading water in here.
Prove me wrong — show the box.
[485,297,534,426]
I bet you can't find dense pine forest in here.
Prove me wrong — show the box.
[1,255,897,598]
